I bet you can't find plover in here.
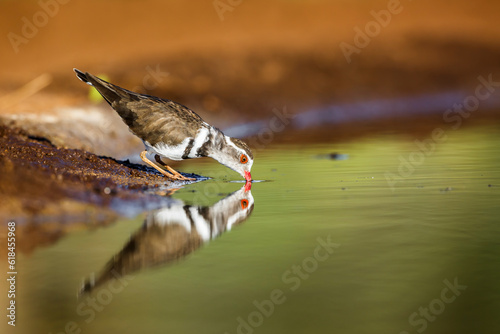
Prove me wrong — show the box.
[74,69,253,182]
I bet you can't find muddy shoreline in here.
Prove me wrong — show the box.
[0,124,204,255]
[0,125,197,221]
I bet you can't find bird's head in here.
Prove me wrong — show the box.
[215,136,253,182]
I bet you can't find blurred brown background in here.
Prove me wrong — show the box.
[1,0,500,128]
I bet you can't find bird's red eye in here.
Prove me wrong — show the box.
[240,154,248,164]
[240,199,249,210]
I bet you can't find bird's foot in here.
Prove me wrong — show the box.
[154,155,196,181]
[164,165,196,181]
[141,151,195,181]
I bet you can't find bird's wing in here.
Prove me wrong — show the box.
[74,69,205,146]
[121,98,205,147]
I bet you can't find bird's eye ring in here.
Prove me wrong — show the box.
[240,199,249,209]
[240,154,248,164]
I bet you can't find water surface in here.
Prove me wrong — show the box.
[3,125,500,334]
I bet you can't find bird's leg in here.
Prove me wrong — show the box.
[140,151,178,180]
[153,155,184,178]
[140,151,176,179]
[154,154,196,181]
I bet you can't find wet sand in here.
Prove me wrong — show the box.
[0,125,200,254]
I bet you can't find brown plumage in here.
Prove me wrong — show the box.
[74,70,203,147]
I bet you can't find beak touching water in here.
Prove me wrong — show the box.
[244,171,252,192]
[244,171,252,183]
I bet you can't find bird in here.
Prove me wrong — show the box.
[73,69,253,182]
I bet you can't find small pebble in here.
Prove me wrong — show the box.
[328,153,349,160]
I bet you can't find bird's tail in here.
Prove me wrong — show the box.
[73,68,133,106]
[73,68,92,85]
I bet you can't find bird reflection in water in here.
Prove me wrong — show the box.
[80,184,254,294]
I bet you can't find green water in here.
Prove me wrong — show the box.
[4,125,500,334]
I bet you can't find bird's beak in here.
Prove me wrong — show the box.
[244,171,252,182]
